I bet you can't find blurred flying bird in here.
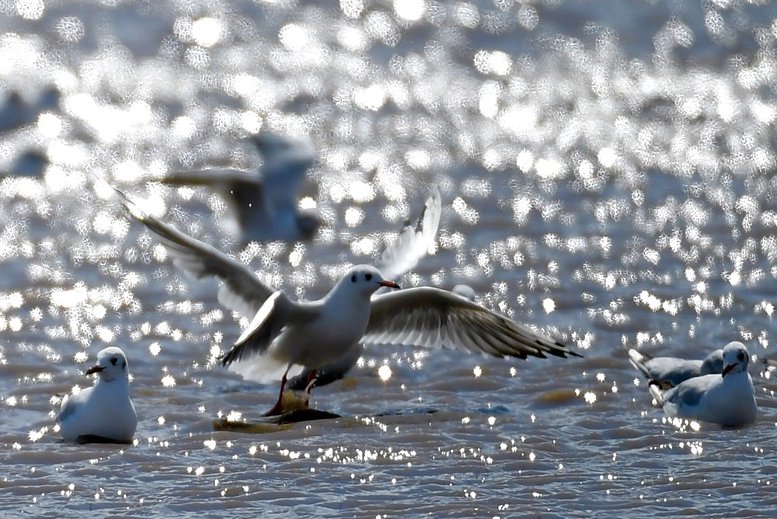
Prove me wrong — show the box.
[162,132,321,243]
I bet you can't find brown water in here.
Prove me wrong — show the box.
[2,1,777,517]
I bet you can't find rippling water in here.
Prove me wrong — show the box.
[3,0,777,516]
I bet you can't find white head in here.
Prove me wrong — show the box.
[86,347,130,383]
[721,341,749,377]
[335,265,400,298]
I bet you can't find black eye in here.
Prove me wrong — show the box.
[351,274,357,282]
[110,357,118,366]
[365,273,372,281]
[738,351,745,361]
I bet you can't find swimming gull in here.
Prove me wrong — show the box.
[647,341,757,428]
[57,346,138,443]
[627,347,724,389]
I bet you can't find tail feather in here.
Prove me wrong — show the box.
[627,348,653,379]
[648,382,665,407]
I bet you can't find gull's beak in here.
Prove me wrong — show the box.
[721,363,736,377]
[379,280,401,289]
[85,365,105,376]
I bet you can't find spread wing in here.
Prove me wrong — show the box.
[122,194,274,319]
[161,168,268,228]
[375,188,442,280]
[363,287,580,360]
[161,168,261,193]
[220,291,290,366]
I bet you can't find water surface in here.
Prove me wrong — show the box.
[2,1,777,517]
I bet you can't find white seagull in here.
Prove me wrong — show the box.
[123,198,579,416]
[647,341,757,428]
[628,347,724,389]
[287,188,442,390]
[162,131,321,243]
[57,347,138,443]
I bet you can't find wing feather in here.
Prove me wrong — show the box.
[122,195,274,318]
[375,188,441,280]
[220,291,293,366]
[364,287,580,360]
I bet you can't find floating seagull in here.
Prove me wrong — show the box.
[647,341,757,428]
[162,131,321,243]
[627,347,724,389]
[123,197,579,416]
[57,347,137,444]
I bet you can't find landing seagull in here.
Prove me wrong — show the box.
[57,347,138,443]
[123,199,580,416]
[162,131,321,243]
[287,188,442,390]
[627,347,724,389]
[647,341,757,428]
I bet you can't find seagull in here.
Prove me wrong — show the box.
[286,189,442,390]
[57,347,138,444]
[627,347,724,389]
[647,341,757,428]
[123,196,580,416]
[161,131,321,243]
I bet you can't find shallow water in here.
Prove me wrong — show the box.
[2,0,777,517]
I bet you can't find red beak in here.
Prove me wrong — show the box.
[85,365,105,376]
[721,363,735,377]
[379,280,400,289]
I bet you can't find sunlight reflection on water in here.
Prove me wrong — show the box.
[0,0,777,517]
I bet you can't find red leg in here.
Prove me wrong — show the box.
[262,365,291,417]
[303,369,318,407]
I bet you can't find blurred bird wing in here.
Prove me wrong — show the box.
[161,168,269,226]
[161,168,259,190]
